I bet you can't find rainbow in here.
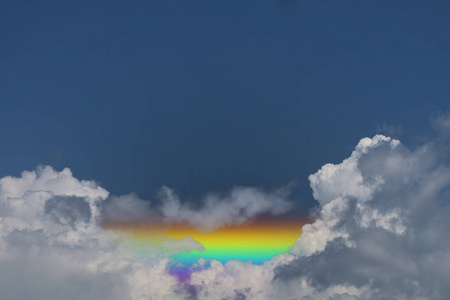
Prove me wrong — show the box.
[103,217,304,266]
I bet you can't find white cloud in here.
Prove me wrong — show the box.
[2,132,450,299]
[189,254,295,300]
[158,184,294,231]
[0,166,181,300]
[277,135,450,299]
[308,135,399,206]
[100,193,154,222]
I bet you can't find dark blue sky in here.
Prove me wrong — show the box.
[1,0,450,210]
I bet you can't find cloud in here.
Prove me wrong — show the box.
[375,122,402,137]
[100,193,154,222]
[276,135,450,299]
[2,131,450,299]
[0,165,295,299]
[45,195,92,228]
[432,111,450,138]
[100,184,294,232]
[0,166,183,300]
[157,184,294,231]
[189,254,295,300]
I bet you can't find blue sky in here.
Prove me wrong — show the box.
[1,0,450,210]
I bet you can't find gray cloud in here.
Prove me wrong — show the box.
[0,166,183,300]
[2,132,450,299]
[158,184,294,231]
[100,193,154,222]
[100,184,295,232]
[275,135,450,299]
[45,196,92,228]
[0,165,296,300]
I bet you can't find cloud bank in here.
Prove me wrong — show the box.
[0,165,293,299]
[1,132,450,299]
[276,135,450,299]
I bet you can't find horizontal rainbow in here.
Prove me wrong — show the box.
[103,217,305,266]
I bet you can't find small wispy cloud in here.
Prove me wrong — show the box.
[432,111,450,138]
[158,184,294,232]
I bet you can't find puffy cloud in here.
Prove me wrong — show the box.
[0,165,295,299]
[100,193,154,222]
[308,135,400,206]
[189,254,295,300]
[100,183,294,232]
[3,132,450,300]
[0,166,183,300]
[158,184,294,231]
[277,135,450,299]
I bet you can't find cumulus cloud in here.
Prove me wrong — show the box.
[100,184,294,232]
[0,166,182,300]
[276,135,450,299]
[188,253,295,300]
[0,165,295,299]
[2,132,450,300]
[0,166,131,300]
[101,193,155,222]
[158,184,294,231]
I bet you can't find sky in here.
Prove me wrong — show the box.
[2,0,450,208]
[1,1,450,299]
